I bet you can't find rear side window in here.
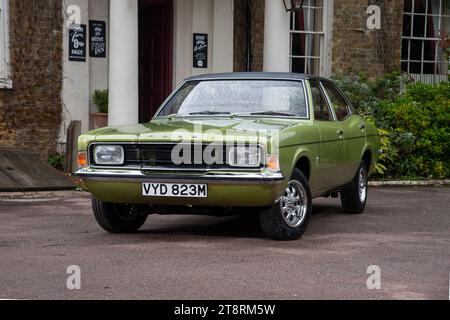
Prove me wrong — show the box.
[322,83,350,121]
[310,80,333,121]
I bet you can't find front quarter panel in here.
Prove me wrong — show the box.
[276,123,321,195]
[78,134,96,152]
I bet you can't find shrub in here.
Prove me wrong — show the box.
[48,154,65,171]
[333,72,450,179]
[92,90,109,113]
[379,82,450,179]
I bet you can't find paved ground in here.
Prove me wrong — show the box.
[0,187,449,300]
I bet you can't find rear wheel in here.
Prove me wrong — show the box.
[259,169,312,241]
[92,197,148,233]
[340,162,368,214]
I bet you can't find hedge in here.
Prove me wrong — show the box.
[333,73,450,180]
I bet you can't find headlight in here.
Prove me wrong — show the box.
[93,145,124,165]
[228,146,263,168]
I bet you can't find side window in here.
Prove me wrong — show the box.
[310,80,332,121]
[322,83,350,121]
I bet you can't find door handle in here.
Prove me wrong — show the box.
[359,123,366,130]
[337,130,344,137]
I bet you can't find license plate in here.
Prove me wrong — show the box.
[142,183,208,198]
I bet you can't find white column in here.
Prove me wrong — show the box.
[263,0,290,72]
[108,0,139,125]
[174,0,194,87]
[191,0,214,76]
[61,0,90,142]
[212,0,234,73]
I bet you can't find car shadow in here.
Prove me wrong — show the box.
[312,203,343,216]
[137,214,264,239]
[136,202,344,240]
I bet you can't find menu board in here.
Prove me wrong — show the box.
[193,33,208,69]
[89,20,106,58]
[69,24,86,62]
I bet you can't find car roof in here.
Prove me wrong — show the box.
[185,72,329,82]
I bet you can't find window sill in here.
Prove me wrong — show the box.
[0,78,13,89]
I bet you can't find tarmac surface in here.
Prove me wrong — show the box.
[0,187,449,300]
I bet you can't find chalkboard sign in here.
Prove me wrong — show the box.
[89,20,106,58]
[69,24,86,62]
[193,33,208,68]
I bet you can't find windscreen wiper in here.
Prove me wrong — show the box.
[189,111,231,115]
[249,111,297,117]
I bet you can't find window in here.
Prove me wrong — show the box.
[310,80,332,121]
[401,0,450,82]
[0,0,11,88]
[322,83,350,121]
[290,0,329,76]
[158,80,308,118]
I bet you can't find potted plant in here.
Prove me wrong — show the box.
[91,90,108,129]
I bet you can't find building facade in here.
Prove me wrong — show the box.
[0,0,63,158]
[0,0,449,157]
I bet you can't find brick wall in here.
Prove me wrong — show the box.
[0,0,63,159]
[331,0,405,76]
[234,0,265,72]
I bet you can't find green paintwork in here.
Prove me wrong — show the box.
[80,178,284,207]
[76,78,380,207]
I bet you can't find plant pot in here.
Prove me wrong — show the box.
[90,112,108,130]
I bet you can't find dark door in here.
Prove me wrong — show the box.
[139,2,173,123]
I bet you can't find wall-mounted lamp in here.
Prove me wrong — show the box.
[282,0,305,12]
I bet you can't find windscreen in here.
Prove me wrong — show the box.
[157,80,308,118]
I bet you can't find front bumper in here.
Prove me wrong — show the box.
[73,168,285,207]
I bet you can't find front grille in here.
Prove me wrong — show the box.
[123,144,233,169]
[89,143,265,169]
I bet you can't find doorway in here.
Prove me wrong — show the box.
[139,0,173,123]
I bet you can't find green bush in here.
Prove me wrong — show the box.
[333,72,450,180]
[92,90,109,113]
[48,154,65,171]
[379,82,450,179]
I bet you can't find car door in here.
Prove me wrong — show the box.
[321,81,366,184]
[310,80,345,192]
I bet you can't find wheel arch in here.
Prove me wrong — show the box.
[361,144,375,175]
[290,150,313,181]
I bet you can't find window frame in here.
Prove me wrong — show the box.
[289,0,331,76]
[309,79,334,122]
[320,80,354,122]
[0,0,12,89]
[401,0,450,76]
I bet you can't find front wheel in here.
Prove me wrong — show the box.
[340,162,368,214]
[92,197,148,233]
[259,169,312,241]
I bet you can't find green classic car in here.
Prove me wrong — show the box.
[74,73,380,241]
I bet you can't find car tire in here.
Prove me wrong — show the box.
[340,162,368,214]
[259,169,312,241]
[92,197,148,233]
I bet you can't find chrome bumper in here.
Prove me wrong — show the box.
[73,168,285,185]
